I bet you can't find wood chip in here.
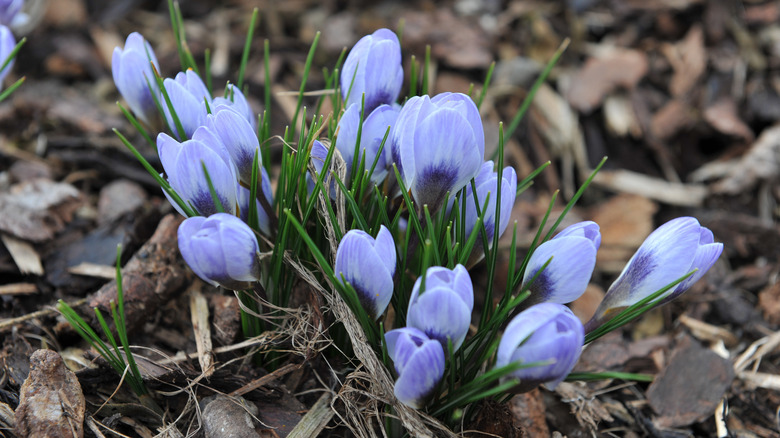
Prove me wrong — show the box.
[664,25,706,96]
[1,234,43,275]
[704,98,754,142]
[678,314,739,347]
[647,337,734,428]
[67,262,115,279]
[0,283,38,295]
[593,169,708,207]
[566,49,648,113]
[0,179,81,242]
[189,283,214,378]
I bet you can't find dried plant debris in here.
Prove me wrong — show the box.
[0,179,82,242]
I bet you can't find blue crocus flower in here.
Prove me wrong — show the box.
[384,327,445,409]
[585,217,723,331]
[521,221,600,306]
[496,303,584,392]
[207,105,261,187]
[0,0,26,27]
[162,70,212,139]
[112,32,160,125]
[157,127,237,217]
[391,92,484,212]
[236,166,274,237]
[407,264,474,352]
[0,25,14,87]
[334,225,396,320]
[335,103,399,184]
[213,84,255,129]
[462,161,518,243]
[341,28,403,115]
[177,213,260,290]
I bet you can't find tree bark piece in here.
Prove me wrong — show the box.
[15,349,85,438]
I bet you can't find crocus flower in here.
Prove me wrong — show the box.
[585,217,723,331]
[0,0,26,28]
[385,327,445,409]
[112,32,160,125]
[496,303,584,392]
[341,28,403,115]
[213,84,255,128]
[236,166,274,236]
[335,103,399,184]
[334,225,396,320]
[177,213,260,290]
[207,105,261,186]
[0,25,14,86]
[158,128,237,217]
[391,92,484,212]
[462,161,518,242]
[521,221,600,306]
[407,264,474,352]
[162,69,212,139]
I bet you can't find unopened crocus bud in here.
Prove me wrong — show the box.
[334,226,396,320]
[178,213,260,290]
[335,103,399,184]
[236,166,274,236]
[463,161,518,242]
[207,105,261,186]
[391,92,484,213]
[0,0,25,27]
[341,28,403,115]
[0,25,14,86]
[162,70,211,139]
[112,32,160,125]
[213,84,255,128]
[385,327,445,409]
[157,128,237,217]
[521,221,600,306]
[407,265,474,352]
[496,303,584,392]
[585,217,723,332]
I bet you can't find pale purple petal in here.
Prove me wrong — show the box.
[522,236,597,304]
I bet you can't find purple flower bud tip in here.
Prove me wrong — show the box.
[178,213,261,290]
[407,264,474,352]
[587,217,723,331]
[207,105,261,186]
[463,161,518,243]
[335,103,400,184]
[334,225,396,320]
[385,327,445,409]
[341,28,403,115]
[162,70,211,139]
[213,84,255,129]
[112,32,160,125]
[157,130,237,217]
[522,221,600,306]
[0,0,25,27]
[496,303,584,392]
[391,93,485,213]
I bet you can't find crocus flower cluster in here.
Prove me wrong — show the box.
[112,33,274,289]
[111,22,725,417]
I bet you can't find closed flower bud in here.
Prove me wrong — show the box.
[335,103,399,184]
[334,226,396,320]
[213,84,255,129]
[207,105,261,187]
[384,327,445,409]
[162,70,211,139]
[463,161,518,243]
[407,265,474,352]
[112,32,160,125]
[236,167,274,236]
[0,0,25,27]
[341,28,403,115]
[177,213,260,290]
[496,303,584,392]
[586,217,723,331]
[521,221,600,306]
[391,92,484,213]
[157,128,237,217]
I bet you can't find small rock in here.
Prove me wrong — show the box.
[15,349,85,438]
[201,395,260,438]
[97,179,147,225]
